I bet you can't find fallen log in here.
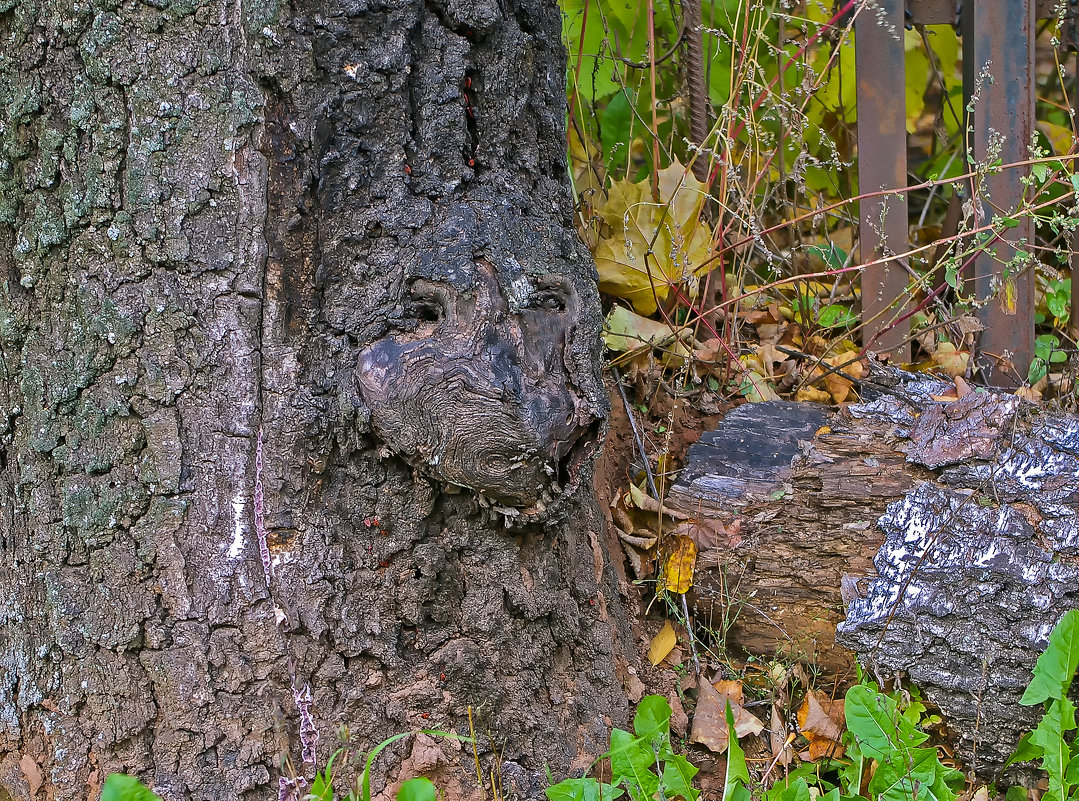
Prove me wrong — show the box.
[667,367,1079,773]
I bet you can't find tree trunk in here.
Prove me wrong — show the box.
[0,1,635,798]
[666,367,1079,775]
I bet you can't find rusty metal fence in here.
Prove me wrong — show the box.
[855,0,1078,387]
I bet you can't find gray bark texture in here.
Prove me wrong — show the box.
[0,0,636,797]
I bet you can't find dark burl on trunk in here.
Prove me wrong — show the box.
[668,368,1079,775]
[0,0,634,798]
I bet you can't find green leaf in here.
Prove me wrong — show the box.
[1070,173,1079,195]
[927,761,965,801]
[546,778,625,801]
[869,747,940,801]
[1021,610,1079,705]
[633,695,672,743]
[816,303,857,329]
[310,771,334,801]
[773,777,812,801]
[610,728,660,801]
[1030,697,1076,801]
[102,775,163,801]
[1000,216,1021,229]
[1004,731,1044,768]
[723,702,751,801]
[1033,162,1049,183]
[844,684,927,761]
[1066,751,1079,786]
[805,243,847,272]
[660,754,700,801]
[397,778,438,801]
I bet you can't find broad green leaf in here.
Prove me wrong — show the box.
[774,777,812,801]
[1030,697,1076,801]
[817,304,857,329]
[1037,120,1077,157]
[661,754,700,801]
[869,747,940,801]
[398,778,438,801]
[561,0,622,102]
[546,778,625,801]
[101,775,163,801]
[1004,732,1044,769]
[609,728,659,801]
[1021,610,1079,705]
[904,33,930,133]
[1066,751,1079,785]
[633,695,673,743]
[723,702,751,801]
[927,761,965,801]
[310,772,334,801]
[844,684,927,761]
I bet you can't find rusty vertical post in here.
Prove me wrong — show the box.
[1071,50,1079,341]
[856,0,911,363]
[962,0,1036,387]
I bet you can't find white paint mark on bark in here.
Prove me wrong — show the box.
[228,492,246,559]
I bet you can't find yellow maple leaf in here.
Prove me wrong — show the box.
[593,160,713,314]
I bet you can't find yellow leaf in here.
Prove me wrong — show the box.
[647,620,678,666]
[929,342,970,378]
[796,385,832,404]
[999,276,1017,316]
[1037,120,1076,157]
[660,535,697,595]
[591,159,714,314]
[603,306,694,365]
[604,306,684,352]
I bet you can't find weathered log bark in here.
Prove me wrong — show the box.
[667,368,1079,774]
[0,1,635,798]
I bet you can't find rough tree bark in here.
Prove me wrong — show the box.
[666,368,1079,775]
[0,0,635,798]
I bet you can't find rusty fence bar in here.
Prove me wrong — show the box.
[1073,51,1079,341]
[855,0,911,363]
[855,0,1069,386]
[962,0,1036,387]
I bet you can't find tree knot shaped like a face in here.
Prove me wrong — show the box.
[355,261,603,518]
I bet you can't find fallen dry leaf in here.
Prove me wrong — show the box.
[798,690,844,742]
[769,704,794,767]
[648,620,678,666]
[670,518,742,551]
[799,737,845,761]
[797,690,846,760]
[928,341,970,378]
[690,679,765,754]
[660,535,698,595]
[604,306,694,364]
[795,385,832,404]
